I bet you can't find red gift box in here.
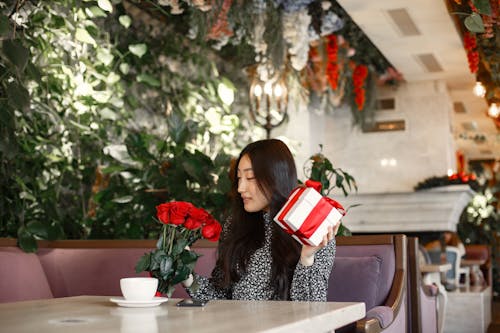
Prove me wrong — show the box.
[274,184,345,246]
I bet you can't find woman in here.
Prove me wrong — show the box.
[183,139,337,301]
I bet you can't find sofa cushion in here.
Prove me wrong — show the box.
[0,247,53,302]
[335,244,395,308]
[328,255,382,311]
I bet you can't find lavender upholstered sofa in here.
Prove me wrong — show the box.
[0,238,216,303]
[0,235,407,333]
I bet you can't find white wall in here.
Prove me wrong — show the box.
[276,80,457,194]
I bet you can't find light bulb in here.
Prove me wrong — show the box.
[264,81,273,95]
[274,84,283,97]
[488,103,499,118]
[253,84,262,98]
[473,82,486,97]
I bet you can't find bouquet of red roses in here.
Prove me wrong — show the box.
[135,201,222,296]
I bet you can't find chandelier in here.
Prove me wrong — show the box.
[248,65,288,139]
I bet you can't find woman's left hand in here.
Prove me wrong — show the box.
[300,223,338,266]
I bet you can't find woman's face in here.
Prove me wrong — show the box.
[237,154,270,213]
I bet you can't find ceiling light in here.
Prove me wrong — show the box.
[488,103,499,118]
[473,81,486,97]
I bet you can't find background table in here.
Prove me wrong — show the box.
[0,296,365,333]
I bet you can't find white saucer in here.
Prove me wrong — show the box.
[110,297,168,308]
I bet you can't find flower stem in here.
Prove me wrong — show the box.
[162,224,167,250]
[168,225,176,255]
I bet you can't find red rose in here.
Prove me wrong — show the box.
[184,207,208,230]
[169,201,193,225]
[184,217,202,230]
[156,203,172,224]
[190,207,209,222]
[202,219,222,242]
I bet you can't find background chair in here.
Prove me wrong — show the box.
[419,244,449,333]
[445,246,469,287]
[407,237,438,333]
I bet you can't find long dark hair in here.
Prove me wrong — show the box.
[217,139,301,299]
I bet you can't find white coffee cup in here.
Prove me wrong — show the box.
[120,277,158,301]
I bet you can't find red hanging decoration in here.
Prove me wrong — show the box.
[352,64,368,111]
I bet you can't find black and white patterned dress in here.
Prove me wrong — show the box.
[187,212,336,301]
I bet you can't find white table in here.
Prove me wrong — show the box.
[461,258,486,287]
[0,296,366,333]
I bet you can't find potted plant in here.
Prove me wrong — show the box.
[303,144,358,236]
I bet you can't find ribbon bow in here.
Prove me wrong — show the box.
[305,179,323,193]
[304,179,346,216]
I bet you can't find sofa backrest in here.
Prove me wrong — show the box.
[38,247,151,297]
[0,246,54,302]
[36,240,217,298]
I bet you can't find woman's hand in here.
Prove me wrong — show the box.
[182,245,194,287]
[300,222,340,267]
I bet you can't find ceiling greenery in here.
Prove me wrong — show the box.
[447,0,500,107]
[140,0,404,128]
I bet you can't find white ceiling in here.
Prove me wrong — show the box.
[337,0,499,162]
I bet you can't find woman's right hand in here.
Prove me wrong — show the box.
[182,274,194,288]
[182,245,194,287]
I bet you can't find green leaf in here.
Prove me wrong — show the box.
[171,238,188,256]
[6,81,30,111]
[25,61,42,84]
[31,11,46,24]
[97,0,113,13]
[119,63,130,74]
[151,249,167,271]
[160,256,174,277]
[17,227,37,253]
[181,150,213,185]
[49,15,65,29]
[473,0,492,15]
[128,43,147,58]
[180,250,199,264]
[135,253,151,273]
[101,165,128,174]
[26,221,49,239]
[464,13,485,33]
[125,132,155,161]
[100,107,118,121]
[3,39,29,72]
[97,49,114,66]
[69,120,91,132]
[337,224,352,237]
[85,6,107,18]
[171,265,191,284]
[119,15,132,28]
[0,15,10,36]
[137,73,160,87]
[75,28,96,45]
[112,195,133,203]
[47,223,64,241]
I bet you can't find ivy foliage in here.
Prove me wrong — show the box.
[0,0,245,252]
